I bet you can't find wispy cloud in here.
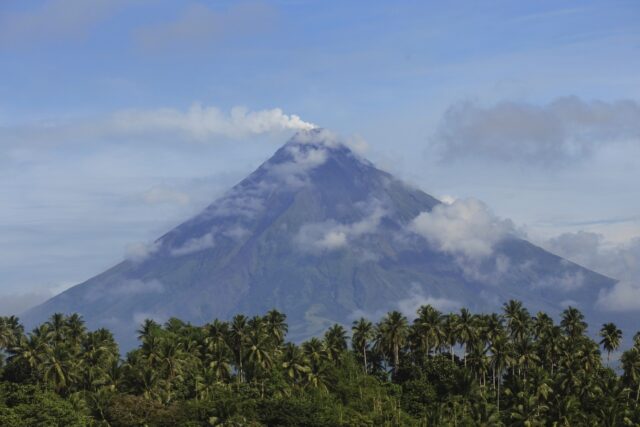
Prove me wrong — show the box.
[141,186,190,206]
[431,96,640,167]
[84,279,164,303]
[134,1,277,52]
[0,0,129,48]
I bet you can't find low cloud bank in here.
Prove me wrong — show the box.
[544,231,640,312]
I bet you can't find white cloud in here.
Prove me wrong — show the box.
[432,97,640,167]
[132,311,168,326]
[597,281,640,312]
[125,241,160,262]
[223,225,250,240]
[397,284,462,318]
[171,232,215,256]
[295,202,386,253]
[439,195,457,205]
[409,198,516,259]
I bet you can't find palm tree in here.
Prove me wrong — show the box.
[264,309,288,346]
[456,308,477,368]
[560,306,587,339]
[41,344,78,394]
[443,314,459,362]
[513,336,540,381]
[621,348,640,402]
[599,323,622,364]
[0,315,24,351]
[532,312,553,340]
[633,331,640,350]
[503,300,531,343]
[282,343,310,385]
[46,313,68,345]
[489,333,512,412]
[229,314,248,382]
[65,313,86,347]
[302,338,328,372]
[323,324,347,364]
[351,317,373,373]
[157,338,186,402]
[245,327,274,382]
[378,311,408,376]
[413,305,444,358]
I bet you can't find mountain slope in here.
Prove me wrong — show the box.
[23,129,624,348]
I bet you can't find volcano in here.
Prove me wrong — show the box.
[23,129,625,349]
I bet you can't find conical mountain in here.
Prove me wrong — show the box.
[23,129,625,348]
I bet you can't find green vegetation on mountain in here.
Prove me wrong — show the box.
[2,302,640,426]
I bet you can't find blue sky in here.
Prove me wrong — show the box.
[1,0,639,314]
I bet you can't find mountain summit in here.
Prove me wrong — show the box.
[23,129,623,348]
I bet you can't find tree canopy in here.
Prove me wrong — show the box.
[0,302,639,426]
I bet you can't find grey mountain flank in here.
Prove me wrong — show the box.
[23,129,629,349]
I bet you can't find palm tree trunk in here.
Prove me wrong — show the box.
[394,344,399,375]
[463,344,467,369]
[497,373,501,413]
[492,367,496,392]
[363,347,367,374]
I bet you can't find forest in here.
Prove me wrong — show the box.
[1,301,639,426]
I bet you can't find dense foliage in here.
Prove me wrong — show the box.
[1,301,639,426]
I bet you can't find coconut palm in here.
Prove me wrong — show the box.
[302,337,328,372]
[443,314,459,362]
[560,306,587,339]
[229,314,249,382]
[264,309,288,346]
[0,315,23,351]
[324,324,348,364]
[599,322,622,364]
[456,308,477,368]
[46,313,68,345]
[377,311,408,375]
[489,333,512,412]
[413,305,444,358]
[282,342,310,384]
[245,327,274,381]
[503,300,531,343]
[351,317,374,373]
[621,348,640,402]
